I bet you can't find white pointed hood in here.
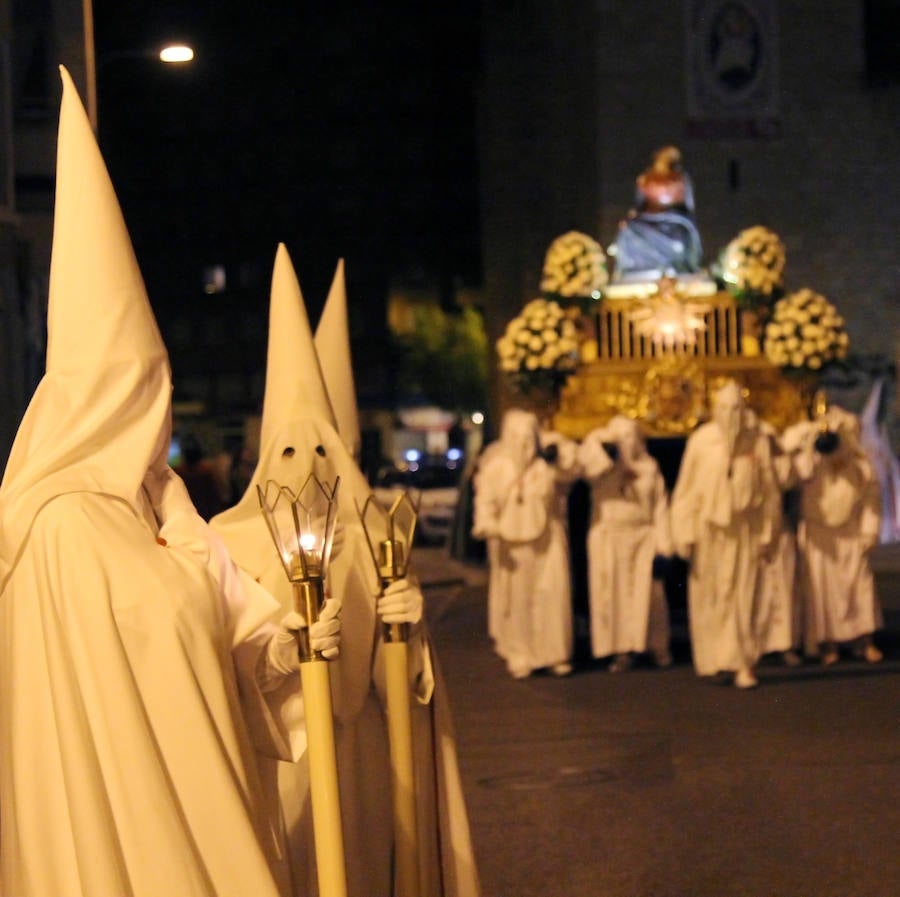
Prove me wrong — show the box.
[260,244,336,447]
[211,245,373,580]
[0,67,172,588]
[314,259,361,459]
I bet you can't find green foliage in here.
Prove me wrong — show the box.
[392,304,488,410]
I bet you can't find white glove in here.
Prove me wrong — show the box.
[310,599,342,658]
[265,603,342,679]
[376,578,423,625]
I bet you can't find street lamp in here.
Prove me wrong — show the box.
[82,0,195,132]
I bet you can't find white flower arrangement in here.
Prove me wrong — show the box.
[540,231,608,298]
[718,226,786,307]
[764,288,849,372]
[496,298,581,397]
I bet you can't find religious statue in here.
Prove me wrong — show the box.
[613,145,704,281]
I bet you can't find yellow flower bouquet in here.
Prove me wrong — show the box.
[496,298,582,399]
[540,231,608,299]
[763,288,849,372]
[717,225,786,309]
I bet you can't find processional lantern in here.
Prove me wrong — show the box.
[258,474,341,659]
[358,491,418,636]
[257,474,348,897]
[357,490,422,897]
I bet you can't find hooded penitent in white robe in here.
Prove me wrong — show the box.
[0,69,298,897]
[211,246,480,897]
[578,416,672,661]
[783,407,883,655]
[472,410,574,677]
[670,383,781,678]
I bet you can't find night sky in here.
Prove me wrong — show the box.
[93,1,482,323]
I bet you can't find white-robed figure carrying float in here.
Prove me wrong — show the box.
[782,404,884,665]
[670,381,782,688]
[578,415,673,671]
[211,246,481,897]
[472,409,575,679]
[0,68,342,897]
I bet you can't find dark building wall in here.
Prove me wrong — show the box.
[478,0,600,424]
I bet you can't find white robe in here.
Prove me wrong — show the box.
[793,437,883,652]
[670,421,780,675]
[579,435,671,658]
[471,443,505,649]
[756,453,802,655]
[473,452,573,674]
[0,493,292,897]
[756,526,801,654]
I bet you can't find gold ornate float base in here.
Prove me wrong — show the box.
[553,355,810,439]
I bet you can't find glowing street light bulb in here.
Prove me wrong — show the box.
[159,44,194,63]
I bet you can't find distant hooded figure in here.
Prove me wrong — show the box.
[783,405,883,665]
[211,247,481,897]
[578,415,673,671]
[670,381,781,688]
[0,69,336,897]
[472,409,574,678]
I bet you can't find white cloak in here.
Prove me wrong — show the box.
[792,427,883,652]
[0,493,292,897]
[472,452,573,674]
[756,449,802,655]
[670,420,780,675]
[579,434,672,658]
[756,527,801,654]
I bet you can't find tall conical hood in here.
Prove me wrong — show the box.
[259,244,336,450]
[314,259,361,459]
[211,246,372,581]
[0,66,172,588]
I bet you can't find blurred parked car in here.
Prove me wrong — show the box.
[372,453,463,544]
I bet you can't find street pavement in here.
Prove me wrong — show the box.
[413,545,900,897]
